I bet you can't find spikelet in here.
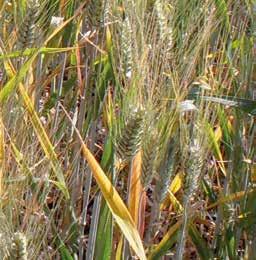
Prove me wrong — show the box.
[140,131,158,190]
[116,109,144,161]
[17,0,40,50]
[120,15,133,78]
[154,138,176,203]
[9,232,28,260]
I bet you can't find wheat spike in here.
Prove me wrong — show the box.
[17,0,40,50]
[103,0,111,26]
[9,232,28,260]
[154,0,166,37]
[154,0,173,56]
[183,138,203,198]
[0,214,12,259]
[145,137,176,243]
[154,138,176,204]
[176,137,203,260]
[0,232,9,259]
[87,0,104,28]
[120,15,133,78]
[116,109,144,161]
[141,132,158,190]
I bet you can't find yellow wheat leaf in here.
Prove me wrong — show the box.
[128,150,143,227]
[161,172,183,210]
[115,236,124,260]
[81,139,146,259]
[170,172,183,194]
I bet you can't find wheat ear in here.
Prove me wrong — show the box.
[116,109,144,162]
[154,0,173,50]
[140,131,158,190]
[87,0,104,28]
[176,137,203,260]
[154,138,176,204]
[9,232,28,260]
[17,0,40,50]
[120,15,133,78]
[145,137,176,243]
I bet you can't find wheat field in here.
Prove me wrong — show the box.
[0,0,255,259]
